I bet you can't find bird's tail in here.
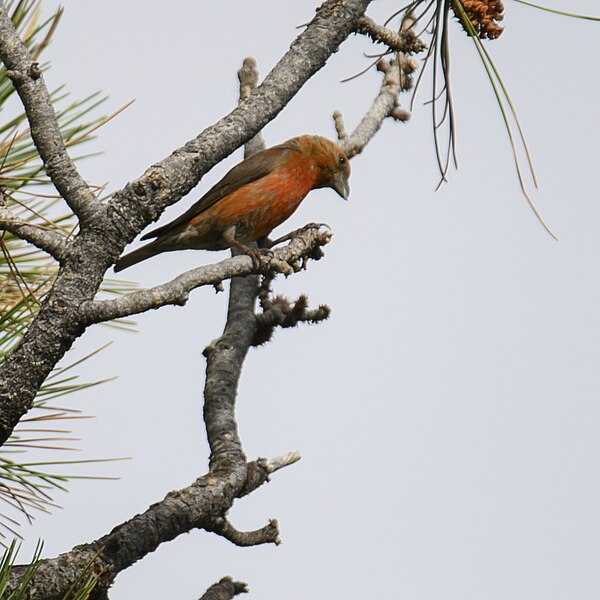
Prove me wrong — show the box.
[114,241,163,272]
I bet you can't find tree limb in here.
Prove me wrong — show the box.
[335,14,422,156]
[335,57,403,157]
[0,206,69,261]
[5,451,296,598]
[201,57,267,482]
[80,228,331,324]
[0,3,102,224]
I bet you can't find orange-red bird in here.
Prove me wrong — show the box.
[114,135,350,272]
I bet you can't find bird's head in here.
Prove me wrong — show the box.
[298,135,351,200]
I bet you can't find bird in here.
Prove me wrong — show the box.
[114,134,350,272]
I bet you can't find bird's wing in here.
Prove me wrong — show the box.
[141,142,299,240]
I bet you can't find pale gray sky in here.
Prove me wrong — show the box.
[16,2,600,599]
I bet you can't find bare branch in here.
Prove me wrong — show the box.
[209,517,281,547]
[355,15,426,54]
[253,279,331,346]
[237,57,264,157]
[201,57,268,479]
[335,58,403,157]
[336,14,423,156]
[200,272,252,472]
[199,577,248,600]
[261,451,302,474]
[5,447,295,597]
[82,227,331,325]
[0,5,102,224]
[0,206,69,261]
[5,473,239,595]
[240,452,302,498]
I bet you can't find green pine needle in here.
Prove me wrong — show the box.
[512,0,600,21]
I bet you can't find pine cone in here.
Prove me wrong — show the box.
[451,0,505,39]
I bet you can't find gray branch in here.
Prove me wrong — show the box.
[5,454,292,598]
[208,518,280,547]
[335,57,403,157]
[202,57,266,481]
[355,15,426,54]
[0,206,69,261]
[253,276,331,346]
[333,58,420,157]
[199,577,248,600]
[336,15,423,157]
[80,228,331,324]
[0,4,102,224]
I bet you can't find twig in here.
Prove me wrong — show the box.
[241,452,302,497]
[254,284,331,346]
[336,15,423,156]
[261,450,302,474]
[335,55,419,156]
[0,206,69,261]
[355,15,426,54]
[237,57,264,157]
[208,517,281,547]
[335,57,402,157]
[199,577,248,600]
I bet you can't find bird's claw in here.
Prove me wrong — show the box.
[267,222,330,248]
[243,246,273,270]
[246,247,293,276]
[301,221,330,233]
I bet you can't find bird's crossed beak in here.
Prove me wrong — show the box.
[332,172,350,200]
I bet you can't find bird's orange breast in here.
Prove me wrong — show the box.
[188,151,318,246]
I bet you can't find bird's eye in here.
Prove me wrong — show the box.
[339,155,346,167]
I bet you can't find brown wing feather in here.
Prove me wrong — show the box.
[141,141,300,240]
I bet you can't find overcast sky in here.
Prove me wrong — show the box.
[14,2,600,599]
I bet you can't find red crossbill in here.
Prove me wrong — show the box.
[114,134,350,271]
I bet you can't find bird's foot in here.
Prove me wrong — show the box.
[267,222,330,248]
[250,247,274,270]
[233,242,273,270]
